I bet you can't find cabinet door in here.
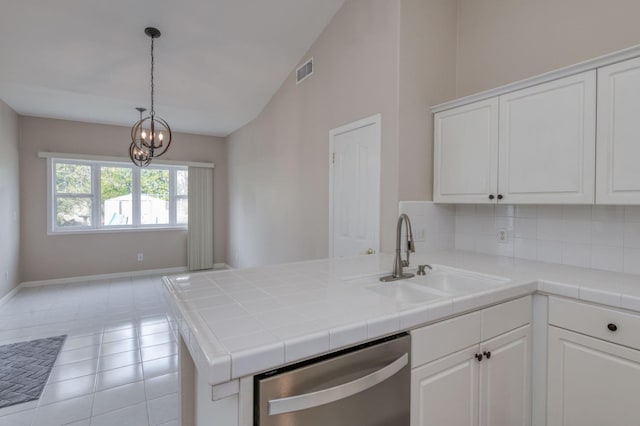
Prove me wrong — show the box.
[411,345,480,426]
[479,325,530,426]
[434,98,499,204]
[597,56,640,204]
[547,326,640,426]
[498,71,596,204]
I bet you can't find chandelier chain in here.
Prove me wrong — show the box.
[150,36,155,117]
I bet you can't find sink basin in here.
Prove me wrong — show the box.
[364,265,510,304]
[365,281,448,304]
[407,266,510,295]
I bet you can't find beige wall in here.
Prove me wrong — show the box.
[398,0,457,201]
[227,0,400,268]
[19,117,227,282]
[456,0,640,97]
[0,99,19,298]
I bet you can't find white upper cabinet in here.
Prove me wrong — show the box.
[433,71,596,204]
[596,57,640,204]
[498,71,596,204]
[434,99,499,203]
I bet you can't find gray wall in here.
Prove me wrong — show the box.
[227,0,401,268]
[18,117,227,282]
[0,99,19,298]
[456,0,640,97]
[398,0,457,202]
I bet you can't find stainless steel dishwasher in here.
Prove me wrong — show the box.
[255,333,410,426]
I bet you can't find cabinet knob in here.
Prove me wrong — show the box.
[488,194,495,200]
[475,353,483,362]
[483,351,492,359]
[607,323,618,332]
[497,194,504,200]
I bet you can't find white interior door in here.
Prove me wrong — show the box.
[329,114,381,258]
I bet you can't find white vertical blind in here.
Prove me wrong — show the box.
[187,167,214,271]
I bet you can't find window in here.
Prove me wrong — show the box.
[49,158,188,233]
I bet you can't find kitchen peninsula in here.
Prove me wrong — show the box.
[164,250,640,426]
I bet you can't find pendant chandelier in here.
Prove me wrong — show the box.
[129,27,172,167]
[129,107,152,167]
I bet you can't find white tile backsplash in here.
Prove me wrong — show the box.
[453,204,640,275]
[399,202,455,252]
[400,202,640,276]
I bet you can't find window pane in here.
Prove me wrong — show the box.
[177,169,188,196]
[177,198,188,224]
[141,168,169,225]
[55,163,91,194]
[56,197,92,227]
[101,167,132,226]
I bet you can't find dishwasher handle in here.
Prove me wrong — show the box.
[268,353,408,416]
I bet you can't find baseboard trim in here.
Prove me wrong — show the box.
[20,266,189,288]
[0,284,24,307]
[213,263,232,270]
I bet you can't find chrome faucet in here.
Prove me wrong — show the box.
[380,214,416,282]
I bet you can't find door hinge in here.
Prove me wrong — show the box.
[331,152,336,164]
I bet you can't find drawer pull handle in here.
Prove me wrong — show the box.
[475,353,483,362]
[483,351,492,359]
[607,323,618,332]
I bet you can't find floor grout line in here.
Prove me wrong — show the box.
[0,275,178,426]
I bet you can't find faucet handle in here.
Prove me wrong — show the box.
[401,260,409,268]
[417,264,432,276]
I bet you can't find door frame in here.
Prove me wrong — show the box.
[328,113,382,257]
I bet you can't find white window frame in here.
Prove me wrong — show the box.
[47,157,188,234]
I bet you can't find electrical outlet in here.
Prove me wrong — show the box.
[137,253,144,262]
[497,229,508,243]
[414,228,426,242]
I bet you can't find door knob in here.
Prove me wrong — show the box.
[366,248,375,255]
[475,353,483,362]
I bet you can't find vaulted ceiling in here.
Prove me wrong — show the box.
[0,0,345,136]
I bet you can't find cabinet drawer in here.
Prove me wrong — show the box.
[549,297,640,351]
[411,311,481,368]
[481,296,531,341]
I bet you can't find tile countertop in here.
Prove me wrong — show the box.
[162,250,640,386]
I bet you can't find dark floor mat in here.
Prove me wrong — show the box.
[0,335,66,409]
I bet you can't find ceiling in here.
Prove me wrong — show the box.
[0,0,345,136]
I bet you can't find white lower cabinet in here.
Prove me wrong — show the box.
[412,345,480,426]
[547,297,640,426]
[410,297,531,426]
[547,327,640,426]
[480,326,530,426]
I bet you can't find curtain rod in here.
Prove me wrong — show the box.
[37,152,215,168]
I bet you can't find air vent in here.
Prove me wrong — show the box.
[296,58,314,84]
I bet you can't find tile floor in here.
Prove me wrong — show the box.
[0,275,179,426]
